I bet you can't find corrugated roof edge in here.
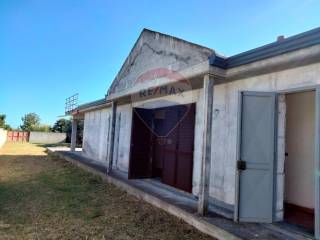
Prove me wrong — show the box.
[75,98,108,112]
[209,27,320,69]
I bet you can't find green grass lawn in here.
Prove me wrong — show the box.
[0,142,215,240]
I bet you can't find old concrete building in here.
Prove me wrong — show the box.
[69,27,320,239]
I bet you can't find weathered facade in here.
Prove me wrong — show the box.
[70,27,320,239]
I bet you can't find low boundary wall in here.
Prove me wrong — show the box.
[0,128,7,148]
[29,132,66,144]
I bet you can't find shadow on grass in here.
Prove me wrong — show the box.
[36,143,70,148]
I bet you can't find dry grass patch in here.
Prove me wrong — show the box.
[0,142,215,240]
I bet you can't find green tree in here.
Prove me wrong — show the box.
[51,118,71,133]
[20,113,40,131]
[52,118,72,142]
[31,124,51,132]
[0,114,12,130]
[0,114,5,127]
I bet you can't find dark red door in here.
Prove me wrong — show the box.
[129,104,195,193]
[175,104,195,192]
[162,107,180,187]
[156,104,195,193]
[128,108,153,179]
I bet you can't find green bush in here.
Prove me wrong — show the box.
[30,124,51,132]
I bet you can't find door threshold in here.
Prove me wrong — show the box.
[144,178,197,199]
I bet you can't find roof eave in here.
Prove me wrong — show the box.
[210,27,320,69]
[68,98,111,115]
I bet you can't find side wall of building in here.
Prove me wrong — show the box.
[211,62,320,209]
[112,104,133,172]
[81,62,320,215]
[83,108,112,165]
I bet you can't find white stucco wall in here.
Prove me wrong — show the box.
[108,29,212,96]
[112,104,133,172]
[211,62,320,206]
[83,108,111,165]
[285,91,315,209]
[0,128,7,149]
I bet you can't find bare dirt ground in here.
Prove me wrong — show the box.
[0,142,215,240]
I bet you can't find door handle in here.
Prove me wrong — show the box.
[237,160,246,171]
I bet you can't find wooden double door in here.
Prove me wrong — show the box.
[129,103,195,193]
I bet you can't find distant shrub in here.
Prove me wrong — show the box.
[30,124,52,132]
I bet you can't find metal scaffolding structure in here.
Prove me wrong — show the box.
[65,93,79,114]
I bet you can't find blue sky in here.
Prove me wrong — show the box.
[0,0,319,128]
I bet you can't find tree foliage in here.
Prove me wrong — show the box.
[0,114,12,130]
[20,113,40,131]
[0,115,5,127]
[52,118,72,142]
[51,118,72,133]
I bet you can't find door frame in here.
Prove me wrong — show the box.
[234,85,320,239]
